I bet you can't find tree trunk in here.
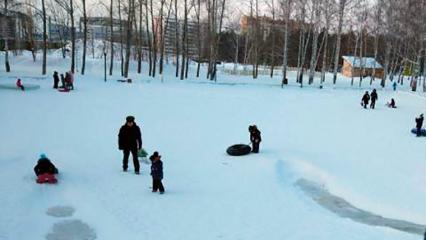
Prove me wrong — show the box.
[150,0,157,77]
[70,0,75,73]
[81,0,87,75]
[332,0,347,84]
[42,0,47,75]
[109,0,114,75]
[282,0,292,84]
[145,0,152,76]
[123,0,134,78]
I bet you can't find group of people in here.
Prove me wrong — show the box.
[118,116,165,194]
[360,89,424,137]
[361,89,379,109]
[53,71,74,90]
[361,89,397,109]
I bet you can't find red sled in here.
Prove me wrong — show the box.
[36,173,58,184]
[58,88,70,92]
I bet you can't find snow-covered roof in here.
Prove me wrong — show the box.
[342,56,383,69]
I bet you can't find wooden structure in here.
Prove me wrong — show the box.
[342,56,384,79]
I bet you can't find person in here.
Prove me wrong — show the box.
[415,114,424,137]
[386,98,397,108]
[118,116,142,174]
[370,89,378,109]
[361,91,370,109]
[249,125,262,153]
[34,153,58,176]
[53,71,60,89]
[393,81,397,91]
[60,73,66,88]
[16,78,25,91]
[150,151,165,194]
[67,71,74,90]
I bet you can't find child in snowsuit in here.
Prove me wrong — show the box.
[60,74,66,88]
[34,154,58,183]
[386,98,396,108]
[249,125,262,153]
[370,89,378,109]
[361,91,370,109]
[16,78,25,91]
[415,114,424,137]
[150,152,165,194]
[53,71,60,89]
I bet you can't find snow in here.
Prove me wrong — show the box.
[343,56,384,69]
[0,50,425,240]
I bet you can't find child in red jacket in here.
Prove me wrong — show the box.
[16,78,25,91]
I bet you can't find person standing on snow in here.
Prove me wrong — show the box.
[150,151,165,194]
[370,89,378,109]
[16,78,25,91]
[393,81,397,91]
[118,116,142,174]
[415,114,424,137]
[361,91,370,109]
[249,125,262,153]
[53,71,60,89]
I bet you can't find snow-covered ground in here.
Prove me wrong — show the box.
[0,51,425,240]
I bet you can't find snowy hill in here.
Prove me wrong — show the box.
[0,52,425,240]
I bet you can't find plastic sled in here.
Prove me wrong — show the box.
[36,173,58,184]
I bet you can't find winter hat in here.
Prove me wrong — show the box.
[40,153,47,159]
[149,151,160,161]
[126,116,135,123]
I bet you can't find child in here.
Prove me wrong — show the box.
[386,98,397,108]
[16,78,25,91]
[34,153,59,183]
[150,152,165,194]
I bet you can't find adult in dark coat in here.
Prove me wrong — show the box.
[249,125,262,153]
[370,89,378,109]
[361,91,370,109]
[118,116,142,174]
[415,114,424,137]
[150,151,165,194]
[53,71,60,89]
[34,154,58,176]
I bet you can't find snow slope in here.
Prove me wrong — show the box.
[0,51,425,240]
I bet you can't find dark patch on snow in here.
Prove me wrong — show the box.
[46,219,96,240]
[46,206,75,218]
[296,178,426,235]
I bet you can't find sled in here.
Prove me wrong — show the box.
[36,173,58,184]
[58,88,70,92]
[138,148,150,164]
[411,128,426,136]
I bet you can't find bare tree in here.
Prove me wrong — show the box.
[332,0,349,84]
[282,0,293,85]
[81,0,87,75]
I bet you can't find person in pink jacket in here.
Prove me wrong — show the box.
[16,78,25,91]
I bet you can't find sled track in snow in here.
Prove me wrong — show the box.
[296,178,426,236]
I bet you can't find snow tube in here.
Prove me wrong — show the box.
[411,128,426,136]
[226,144,251,156]
[58,88,70,92]
[0,83,40,90]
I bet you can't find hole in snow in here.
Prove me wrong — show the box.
[46,206,75,218]
[46,219,96,240]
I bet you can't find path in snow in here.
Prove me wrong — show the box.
[296,178,426,236]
